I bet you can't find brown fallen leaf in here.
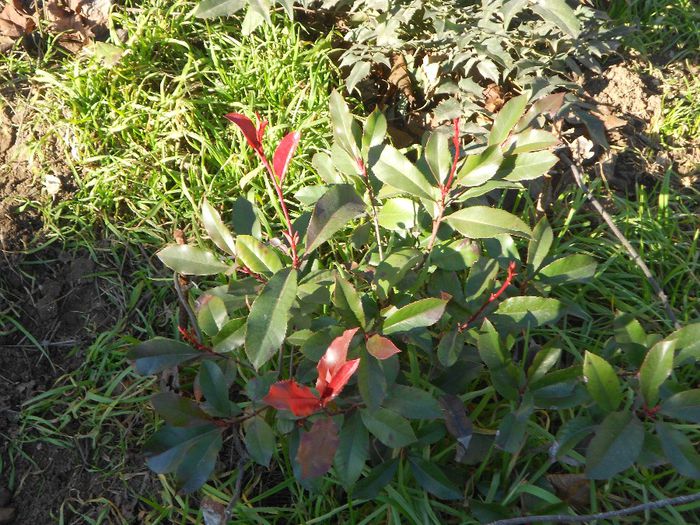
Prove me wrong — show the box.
[483,83,505,113]
[0,0,35,39]
[388,53,416,106]
[547,473,590,507]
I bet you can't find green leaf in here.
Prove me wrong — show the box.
[439,394,473,450]
[128,337,201,375]
[373,145,439,201]
[425,131,452,184]
[346,61,371,95]
[202,199,237,256]
[498,151,558,182]
[305,184,365,255]
[157,245,229,275]
[583,352,622,412]
[527,217,553,272]
[244,416,275,467]
[197,295,229,337]
[377,197,420,232]
[313,151,344,184]
[438,327,466,368]
[334,412,369,488]
[527,345,562,383]
[330,90,361,158]
[456,145,503,187]
[585,411,644,479]
[539,254,597,284]
[382,298,447,335]
[193,0,246,18]
[501,0,527,28]
[375,248,421,301]
[508,129,558,154]
[212,317,246,353]
[464,257,499,300]
[532,0,581,38]
[245,269,298,370]
[489,95,528,146]
[353,459,398,499]
[409,456,462,500]
[360,408,417,448]
[358,350,387,410]
[383,385,441,420]
[656,422,700,479]
[639,340,675,407]
[199,361,236,417]
[667,323,700,365]
[444,206,531,239]
[495,401,533,453]
[432,238,480,271]
[144,424,223,494]
[333,274,366,330]
[231,196,261,237]
[236,235,283,275]
[492,296,565,329]
[151,392,210,427]
[362,108,387,158]
[477,319,506,369]
[660,390,700,423]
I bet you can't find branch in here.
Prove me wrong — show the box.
[173,272,203,344]
[223,432,248,522]
[487,491,700,525]
[564,156,680,329]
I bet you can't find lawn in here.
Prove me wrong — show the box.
[0,0,698,523]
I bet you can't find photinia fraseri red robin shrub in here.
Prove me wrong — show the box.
[127,91,700,504]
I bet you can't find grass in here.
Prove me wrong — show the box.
[1,0,699,523]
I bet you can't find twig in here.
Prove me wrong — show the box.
[223,432,248,522]
[173,272,203,344]
[358,158,384,260]
[487,491,700,525]
[566,157,680,329]
[458,261,517,331]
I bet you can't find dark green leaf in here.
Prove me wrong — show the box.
[489,95,528,146]
[383,385,441,420]
[456,145,503,187]
[245,269,298,370]
[528,217,553,272]
[202,199,236,256]
[409,456,462,500]
[433,239,480,272]
[539,254,597,284]
[305,184,365,255]
[333,274,366,330]
[583,352,622,412]
[464,257,499,300]
[656,422,700,479]
[382,298,447,335]
[585,411,644,479]
[477,319,506,369]
[527,345,561,383]
[231,196,261,237]
[151,392,210,427]
[330,90,361,158]
[373,145,439,201]
[346,61,371,94]
[360,408,416,448]
[212,317,246,353]
[439,394,473,450]
[128,337,201,375]
[444,206,531,239]
[353,459,398,499]
[639,340,674,407]
[668,323,700,365]
[244,416,275,467]
[492,296,565,329]
[660,390,700,423]
[334,411,369,488]
[495,403,532,453]
[438,328,466,368]
[375,248,421,301]
[236,235,282,275]
[498,151,558,182]
[199,361,236,417]
[157,245,229,275]
[358,350,387,410]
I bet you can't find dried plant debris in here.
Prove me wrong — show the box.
[0,0,111,52]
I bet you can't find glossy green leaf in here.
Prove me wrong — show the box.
[382,298,447,335]
[244,416,275,467]
[375,248,421,301]
[330,89,361,158]
[498,151,558,182]
[660,390,700,423]
[532,0,581,38]
[492,296,565,329]
[456,145,503,187]
[495,402,533,453]
[373,145,439,201]
[305,184,365,255]
[488,94,528,146]
[202,199,237,256]
[231,196,261,237]
[539,254,597,284]
[353,459,398,499]
[333,274,366,330]
[508,129,558,154]
[360,408,417,448]
[409,456,461,500]
[245,269,298,370]
[197,295,229,337]
[438,327,466,368]
[432,238,480,271]
[639,340,674,407]
[585,411,644,479]
[668,323,700,365]
[236,235,283,275]
[528,216,553,272]
[199,360,236,417]
[583,352,622,412]
[346,61,371,94]
[194,0,246,18]
[157,244,229,275]
[464,257,499,300]
[656,422,700,479]
[501,0,527,28]
[334,412,369,488]
[383,385,442,420]
[144,424,223,494]
[439,394,473,450]
[358,350,387,410]
[212,317,246,353]
[151,392,210,427]
[425,130,452,184]
[378,197,420,232]
[477,319,506,369]
[128,337,201,375]
[444,206,531,239]
[362,108,387,157]
[527,345,561,383]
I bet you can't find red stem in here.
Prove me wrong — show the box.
[458,261,518,331]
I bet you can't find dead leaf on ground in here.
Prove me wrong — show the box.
[0,0,35,39]
[483,83,505,113]
[388,53,416,106]
[547,473,590,507]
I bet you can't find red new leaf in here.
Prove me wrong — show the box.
[296,417,339,479]
[273,131,301,183]
[316,327,360,398]
[324,359,359,405]
[263,380,320,417]
[224,113,263,154]
[366,334,402,360]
